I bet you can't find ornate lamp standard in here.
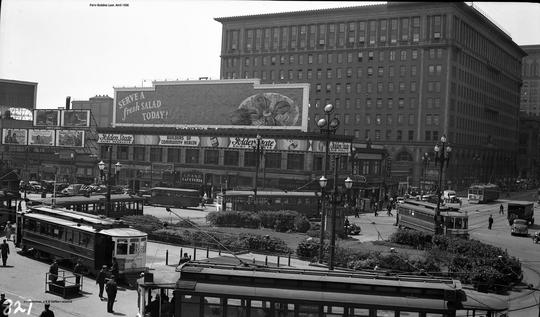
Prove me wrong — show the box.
[434,135,451,235]
[319,173,353,270]
[98,146,121,217]
[316,104,340,263]
[421,152,431,193]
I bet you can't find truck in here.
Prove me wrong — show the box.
[507,201,535,225]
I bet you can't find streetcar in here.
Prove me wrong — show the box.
[136,261,509,317]
[146,187,201,208]
[397,200,469,238]
[26,193,145,217]
[15,205,147,276]
[467,183,500,204]
[220,190,321,218]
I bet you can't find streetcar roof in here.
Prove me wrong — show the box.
[506,200,534,206]
[224,190,317,197]
[99,227,147,237]
[28,206,119,225]
[399,202,465,216]
[151,187,199,193]
[27,194,144,205]
[24,213,97,233]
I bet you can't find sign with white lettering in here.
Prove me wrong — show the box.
[228,137,276,150]
[311,140,351,154]
[97,133,134,144]
[158,135,200,146]
[181,170,203,185]
[114,80,309,131]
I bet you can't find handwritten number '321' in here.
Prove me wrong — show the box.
[2,299,33,315]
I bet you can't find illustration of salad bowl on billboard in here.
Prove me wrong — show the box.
[230,93,299,127]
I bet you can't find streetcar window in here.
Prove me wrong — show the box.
[298,304,319,316]
[348,307,369,316]
[203,296,222,317]
[181,295,201,317]
[274,302,294,317]
[251,300,272,317]
[116,239,128,255]
[398,312,419,317]
[73,231,79,245]
[455,218,463,229]
[376,310,396,317]
[275,198,281,204]
[227,298,248,316]
[129,241,137,254]
[324,305,344,316]
[425,313,443,317]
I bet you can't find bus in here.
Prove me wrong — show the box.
[397,200,469,238]
[15,205,147,278]
[220,190,321,218]
[507,201,535,225]
[146,187,201,209]
[136,261,509,317]
[27,194,145,217]
[467,183,500,204]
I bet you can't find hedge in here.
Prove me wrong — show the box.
[206,210,311,233]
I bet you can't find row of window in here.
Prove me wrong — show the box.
[312,81,441,95]
[311,97,441,112]
[226,15,444,52]
[24,218,94,249]
[226,48,445,69]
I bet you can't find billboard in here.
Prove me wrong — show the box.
[56,130,85,147]
[28,129,55,146]
[2,128,27,145]
[114,79,309,131]
[158,135,200,146]
[0,79,37,110]
[97,133,134,144]
[62,110,90,127]
[34,109,60,126]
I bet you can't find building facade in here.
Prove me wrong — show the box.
[520,45,540,115]
[72,95,114,128]
[216,2,526,190]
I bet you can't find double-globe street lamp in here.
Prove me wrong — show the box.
[319,174,353,270]
[98,146,122,217]
[316,104,340,263]
[433,135,451,235]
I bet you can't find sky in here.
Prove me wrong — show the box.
[1,0,540,108]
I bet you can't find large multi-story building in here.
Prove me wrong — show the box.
[216,2,526,190]
[520,45,540,115]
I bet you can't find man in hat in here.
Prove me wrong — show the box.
[73,259,84,286]
[105,275,118,313]
[0,239,9,267]
[96,265,107,300]
[39,303,54,317]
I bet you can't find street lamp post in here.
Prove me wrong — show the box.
[98,146,121,217]
[434,135,451,235]
[316,104,340,263]
[253,134,262,211]
[421,152,430,193]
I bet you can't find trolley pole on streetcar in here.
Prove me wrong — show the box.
[433,135,451,235]
[98,146,121,218]
[317,104,340,264]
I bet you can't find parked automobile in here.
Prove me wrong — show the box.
[511,219,529,236]
[60,184,92,196]
[396,197,405,204]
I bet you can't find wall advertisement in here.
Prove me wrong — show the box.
[34,109,60,127]
[2,128,27,145]
[311,140,351,154]
[97,133,134,144]
[158,135,200,146]
[56,130,85,147]
[28,129,55,146]
[62,110,90,127]
[227,137,276,150]
[114,80,309,131]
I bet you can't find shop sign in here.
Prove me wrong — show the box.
[98,133,134,144]
[158,135,200,146]
[152,163,174,172]
[181,170,203,185]
[228,137,276,150]
[329,142,350,154]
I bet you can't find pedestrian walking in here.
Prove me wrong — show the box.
[4,222,12,241]
[73,259,84,286]
[488,214,494,230]
[386,204,393,216]
[499,204,504,215]
[106,276,118,313]
[1,294,8,317]
[96,265,107,299]
[354,206,359,218]
[39,303,54,317]
[110,258,119,278]
[0,239,9,267]
[49,260,59,284]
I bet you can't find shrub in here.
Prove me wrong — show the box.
[259,210,299,232]
[389,229,432,249]
[294,215,311,233]
[206,211,261,228]
[296,238,322,260]
[121,215,163,233]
